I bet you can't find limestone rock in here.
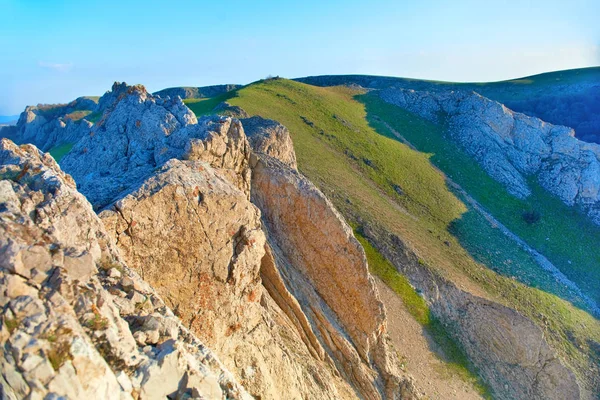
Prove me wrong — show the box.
[242,115,298,170]
[0,138,251,400]
[250,153,416,400]
[99,157,362,400]
[380,88,600,225]
[60,82,250,208]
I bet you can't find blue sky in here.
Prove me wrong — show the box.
[0,0,598,115]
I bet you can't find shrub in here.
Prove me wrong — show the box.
[522,210,541,224]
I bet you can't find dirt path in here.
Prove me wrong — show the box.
[375,278,483,400]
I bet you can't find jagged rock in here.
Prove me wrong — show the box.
[60,83,251,208]
[0,138,251,400]
[242,116,298,170]
[380,88,600,225]
[250,151,416,399]
[99,159,363,399]
[0,97,97,152]
[360,222,581,400]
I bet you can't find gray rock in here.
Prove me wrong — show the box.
[381,88,600,224]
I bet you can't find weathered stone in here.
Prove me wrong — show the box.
[0,139,252,400]
[381,88,600,225]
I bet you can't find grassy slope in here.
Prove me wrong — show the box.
[362,94,600,308]
[48,143,74,162]
[188,78,600,390]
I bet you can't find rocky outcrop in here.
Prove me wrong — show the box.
[241,116,298,170]
[99,157,361,400]
[153,84,241,100]
[250,151,414,399]
[60,83,251,208]
[0,97,96,152]
[380,88,600,225]
[359,222,581,400]
[0,139,251,399]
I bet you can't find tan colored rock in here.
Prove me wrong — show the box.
[250,153,416,400]
[241,115,298,170]
[0,138,251,400]
[100,157,360,400]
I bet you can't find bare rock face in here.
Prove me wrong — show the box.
[381,89,600,225]
[0,138,253,399]
[360,222,581,400]
[99,159,360,400]
[250,152,415,400]
[60,83,251,208]
[0,99,95,152]
[241,116,298,170]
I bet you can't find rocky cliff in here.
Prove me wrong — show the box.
[0,96,97,152]
[379,88,600,225]
[1,82,418,399]
[0,139,251,399]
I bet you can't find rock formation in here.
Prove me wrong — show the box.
[359,222,581,400]
[380,88,600,225]
[8,82,417,399]
[0,139,251,399]
[0,97,97,152]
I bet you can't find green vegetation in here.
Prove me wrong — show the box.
[48,143,74,162]
[64,110,92,121]
[191,78,600,390]
[183,91,236,116]
[47,340,72,371]
[356,231,491,396]
[361,93,600,307]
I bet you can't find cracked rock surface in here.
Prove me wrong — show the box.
[0,138,252,399]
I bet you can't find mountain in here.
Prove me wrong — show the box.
[2,70,599,399]
[297,67,600,144]
[153,84,241,100]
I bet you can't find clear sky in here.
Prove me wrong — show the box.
[1,0,598,115]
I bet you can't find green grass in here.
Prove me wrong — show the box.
[48,143,74,162]
[193,78,600,392]
[361,93,600,308]
[355,231,491,396]
[183,91,237,116]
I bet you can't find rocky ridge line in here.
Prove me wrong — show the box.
[380,88,600,225]
[0,138,252,399]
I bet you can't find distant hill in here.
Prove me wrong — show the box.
[154,84,241,100]
[297,67,600,143]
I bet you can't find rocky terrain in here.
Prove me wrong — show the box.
[1,83,418,399]
[0,139,251,399]
[379,88,600,225]
[2,77,597,399]
[0,97,98,153]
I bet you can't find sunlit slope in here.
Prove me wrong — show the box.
[297,67,600,143]
[188,78,600,392]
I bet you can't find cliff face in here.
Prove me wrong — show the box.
[0,97,96,152]
[0,139,251,399]
[2,82,416,399]
[380,88,600,225]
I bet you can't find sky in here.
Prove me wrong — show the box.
[0,0,599,115]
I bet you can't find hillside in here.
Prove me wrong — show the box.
[297,67,600,143]
[186,77,600,398]
[2,73,599,399]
